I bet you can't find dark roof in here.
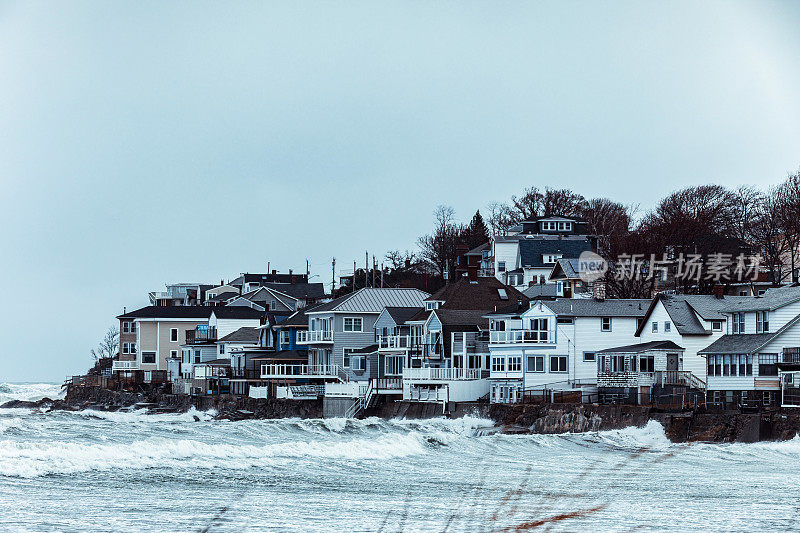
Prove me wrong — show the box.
[261,282,325,300]
[350,344,378,355]
[385,307,424,325]
[218,327,260,344]
[426,277,528,311]
[597,340,684,354]
[634,293,748,337]
[231,273,310,285]
[279,302,329,327]
[406,309,432,323]
[698,334,777,355]
[720,285,800,312]
[518,238,592,268]
[211,307,264,320]
[118,306,214,320]
[433,309,491,328]
[522,284,558,299]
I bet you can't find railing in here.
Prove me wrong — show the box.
[186,327,217,343]
[403,367,483,381]
[375,377,403,391]
[490,330,555,344]
[194,365,229,379]
[378,335,412,350]
[655,370,706,390]
[260,364,343,380]
[783,347,800,364]
[477,268,495,278]
[112,360,139,371]
[597,371,653,388]
[230,368,261,379]
[296,330,333,343]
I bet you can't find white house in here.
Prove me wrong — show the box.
[486,298,649,403]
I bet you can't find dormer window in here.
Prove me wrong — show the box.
[557,222,572,232]
[711,321,722,332]
[543,254,562,264]
[756,311,769,333]
[732,312,745,334]
[541,221,557,231]
[426,301,440,311]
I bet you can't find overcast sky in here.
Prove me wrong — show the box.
[1,1,799,382]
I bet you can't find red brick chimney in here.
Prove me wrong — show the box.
[713,284,724,299]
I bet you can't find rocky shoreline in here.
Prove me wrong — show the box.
[4,385,800,443]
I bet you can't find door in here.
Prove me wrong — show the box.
[666,353,679,371]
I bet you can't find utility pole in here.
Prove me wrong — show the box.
[365,251,369,289]
[353,261,357,292]
[372,255,376,288]
[381,263,384,288]
[331,257,336,294]
[307,259,310,277]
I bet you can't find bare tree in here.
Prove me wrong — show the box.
[510,187,588,220]
[418,205,462,279]
[90,327,120,362]
[486,202,517,236]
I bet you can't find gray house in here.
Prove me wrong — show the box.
[300,288,429,381]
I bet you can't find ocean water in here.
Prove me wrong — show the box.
[0,383,798,532]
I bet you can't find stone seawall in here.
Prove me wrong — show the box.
[6,386,800,443]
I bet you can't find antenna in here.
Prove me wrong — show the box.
[331,257,336,294]
[365,251,369,289]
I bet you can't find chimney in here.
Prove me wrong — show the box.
[467,268,478,282]
[529,280,535,287]
[272,269,277,275]
[593,279,606,301]
[713,284,724,299]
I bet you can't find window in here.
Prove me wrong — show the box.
[351,356,366,372]
[530,318,550,342]
[170,350,178,359]
[651,321,658,333]
[557,317,574,325]
[758,290,767,296]
[664,321,671,333]
[219,344,225,355]
[732,313,745,334]
[142,351,156,364]
[343,317,363,332]
[343,348,359,368]
[550,355,568,373]
[758,353,778,376]
[583,351,596,362]
[738,354,747,376]
[639,355,655,373]
[281,330,290,345]
[426,301,440,310]
[170,328,179,342]
[130,343,136,354]
[527,355,544,372]
[508,356,522,372]
[194,350,201,364]
[723,354,731,376]
[541,221,556,231]
[122,342,129,354]
[491,357,506,372]
[498,261,506,273]
[756,311,769,333]
[601,317,612,332]
[711,321,722,332]
[543,254,562,264]
[122,322,129,333]
[270,300,277,311]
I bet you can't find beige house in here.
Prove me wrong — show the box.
[116,306,214,371]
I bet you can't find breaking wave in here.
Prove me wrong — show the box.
[0,383,63,404]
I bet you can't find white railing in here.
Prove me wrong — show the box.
[112,360,139,371]
[378,335,411,350]
[194,365,228,379]
[261,364,342,379]
[402,367,482,381]
[296,330,333,343]
[490,329,555,344]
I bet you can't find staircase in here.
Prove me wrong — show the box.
[343,379,377,419]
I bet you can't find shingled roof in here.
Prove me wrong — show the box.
[597,340,684,354]
[218,327,260,344]
[426,277,528,310]
[698,333,777,355]
[118,306,214,320]
[518,238,592,268]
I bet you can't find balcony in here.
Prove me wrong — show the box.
[296,330,333,344]
[378,335,422,351]
[112,360,139,372]
[260,363,344,380]
[194,365,229,379]
[185,327,217,344]
[597,371,654,388]
[403,367,484,382]
[490,329,554,344]
[230,368,261,379]
[782,347,800,364]
[477,268,495,278]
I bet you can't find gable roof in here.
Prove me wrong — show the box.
[719,285,800,312]
[522,283,558,299]
[383,307,424,325]
[307,288,429,314]
[207,291,239,303]
[426,277,528,311]
[261,282,325,300]
[635,293,750,336]
[277,302,328,327]
[518,238,592,268]
[433,309,490,329]
[597,340,684,354]
[464,242,491,256]
[218,327,260,344]
[118,306,213,320]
